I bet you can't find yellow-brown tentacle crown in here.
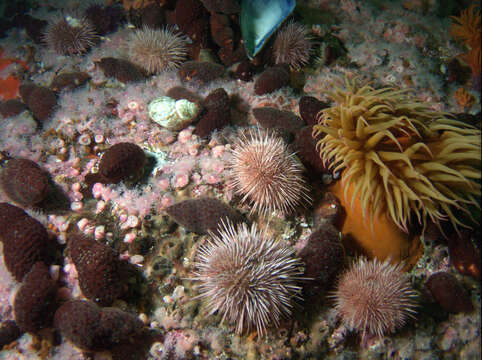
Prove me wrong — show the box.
[313,78,481,233]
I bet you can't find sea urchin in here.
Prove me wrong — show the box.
[192,221,304,336]
[313,78,481,232]
[43,16,97,56]
[126,26,188,74]
[272,20,312,71]
[228,128,311,216]
[333,257,417,344]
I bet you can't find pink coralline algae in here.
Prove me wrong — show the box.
[165,197,243,235]
[0,158,49,207]
[13,261,58,333]
[67,233,124,306]
[0,202,54,282]
[54,299,144,351]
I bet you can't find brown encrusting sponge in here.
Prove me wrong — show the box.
[0,158,49,207]
[13,261,58,333]
[194,88,231,138]
[178,61,224,86]
[0,202,54,282]
[68,233,124,306]
[19,83,57,123]
[425,271,473,313]
[166,197,243,235]
[54,300,144,351]
[98,142,146,184]
[97,57,147,83]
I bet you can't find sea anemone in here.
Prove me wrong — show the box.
[313,78,481,232]
[228,127,311,216]
[43,16,97,56]
[191,220,304,336]
[333,257,417,344]
[126,26,188,74]
[272,20,312,71]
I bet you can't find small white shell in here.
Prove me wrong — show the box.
[148,96,199,130]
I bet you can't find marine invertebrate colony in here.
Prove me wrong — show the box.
[126,26,188,74]
[228,127,311,216]
[333,257,417,344]
[192,221,304,336]
[313,78,481,232]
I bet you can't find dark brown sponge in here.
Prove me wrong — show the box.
[166,197,243,235]
[252,107,304,135]
[194,88,231,138]
[425,272,473,313]
[50,72,91,92]
[0,158,49,207]
[254,65,290,95]
[0,203,53,282]
[0,99,28,118]
[97,57,147,83]
[19,84,57,123]
[299,96,328,126]
[298,225,345,298]
[201,0,240,14]
[0,321,23,348]
[293,125,328,176]
[98,142,146,184]
[14,262,58,333]
[178,61,224,86]
[68,233,124,306]
[54,300,143,351]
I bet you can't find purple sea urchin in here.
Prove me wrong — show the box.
[192,221,304,336]
[228,128,311,216]
[43,16,97,56]
[333,257,417,344]
[273,21,312,71]
[126,26,188,74]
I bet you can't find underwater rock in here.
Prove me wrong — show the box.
[54,300,144,351]
[0,202,54,282]
[0,99,27,118]
[232,60,256,82]
[298,225,345,297]
[97,57,147,83]
[50,71,91,92]
[68,233,124,306]
[148,96,200,131]
[13,262,58,333]
[194,88,231,138]
[84,3,125,35]
[252,107,304,134]
[16,15,48,44]
[0,321,23,349]
[0,158,49,207]
[240,0,295,59]
[254,65,290,95]
[166,197,243,235]
[178,61,225,86]
[98,142,146,184]
[19,83,57,123]
[425,272,473,313]
[210,13,234,50]
[201,0,240,14]
[299,96,328,126]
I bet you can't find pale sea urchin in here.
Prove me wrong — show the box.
[228,128,311,216]
[192,221,304,336]
[333,257,417,344]
[313,78,481,232]
[43,16,97,56]
[272,20,312,71]
[126,26,188,74]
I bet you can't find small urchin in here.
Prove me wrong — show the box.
[43,16,97,56]
[191,220,304,336]
[228,127,311,216]
[272,20,312,71]
[126,26,188,74]
[333,257,418,344]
